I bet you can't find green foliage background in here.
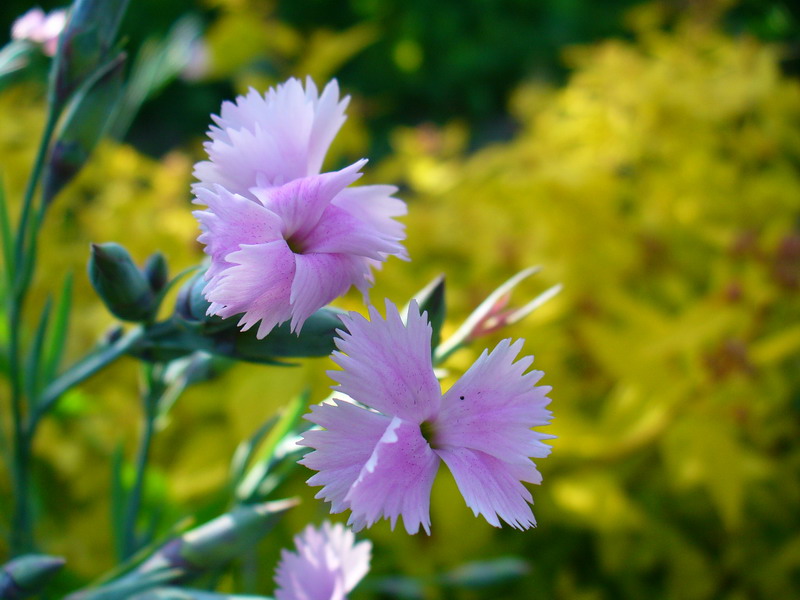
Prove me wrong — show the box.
[1,1,799,598]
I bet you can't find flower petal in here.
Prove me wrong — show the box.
[331,185,408,260]
[253,161,365,241]
[436,445,540,529]
[433,339,553,464]
[330,300,442,423]
[195,125,285,198]
[274,521,370,600]
[345,416,440,534]
[196,78,350,196]
[193,184,283,280]
[289,253,369,332]
[300,203,405,260]
[300,400,392,514]
[307,78,350,175]
[204,241,295,338]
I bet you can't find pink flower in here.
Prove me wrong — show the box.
[299,300,553,534]
[274,522,371,600]
[11,7,67,56]
[194,77,351,198]
[193,78,407,337]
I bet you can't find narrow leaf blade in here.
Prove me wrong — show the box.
[42,273,73,381]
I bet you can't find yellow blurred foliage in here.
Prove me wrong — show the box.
[374,10,800,597]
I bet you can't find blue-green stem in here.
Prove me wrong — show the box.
[9,318,33,553]
[7,101,62,556]
[8,326,145,555]
[31,327,146,431]
[13,104,62,303]
[122,363,164,559]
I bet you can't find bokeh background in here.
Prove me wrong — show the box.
[1,0,800,598]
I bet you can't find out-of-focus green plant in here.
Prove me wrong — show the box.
[368,6,800,598]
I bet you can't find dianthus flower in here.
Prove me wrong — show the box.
[11,7,66,56]
[299,300,553,534]
[274,522,371,600]
[192,78,406,337]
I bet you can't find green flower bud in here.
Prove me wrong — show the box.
[144,252,168,294]
[174,271,212,324]
[0,554,65,600]
[89,242,157,322]
[135,499,298,579]
[43,53,126,205]
[50,0,130,106]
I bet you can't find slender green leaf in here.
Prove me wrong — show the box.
[91,517,194,589]
[110,443,126,561]
[229,415,279,488]
[0,40,35,80]
[439,557,530,587]
[42,273,73,382]
[108,15,202,139]
[0,176,13,291]
[236,391,310,502]
[25,297,52,403]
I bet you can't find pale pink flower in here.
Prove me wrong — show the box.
[194,77,351,198]
[193,78,407,337]
[11,7,67,56]
[274,522,371,600]
[299,300,553,534]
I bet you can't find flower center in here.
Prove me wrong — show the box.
[419,420,437,448]
[285,231,308,254]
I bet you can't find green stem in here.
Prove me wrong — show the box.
[7,101,62,555]
[122,401,156,559]
[121,364,162,559]
[9,326,144,554]
[13,104,61,303]
[8,299,32,554]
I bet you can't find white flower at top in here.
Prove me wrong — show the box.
[192,78,407,337]
[274,521,371,600]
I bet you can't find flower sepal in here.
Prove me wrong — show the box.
[174,270,229,332]
[404,274,446,352]
[135,307,345,365]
